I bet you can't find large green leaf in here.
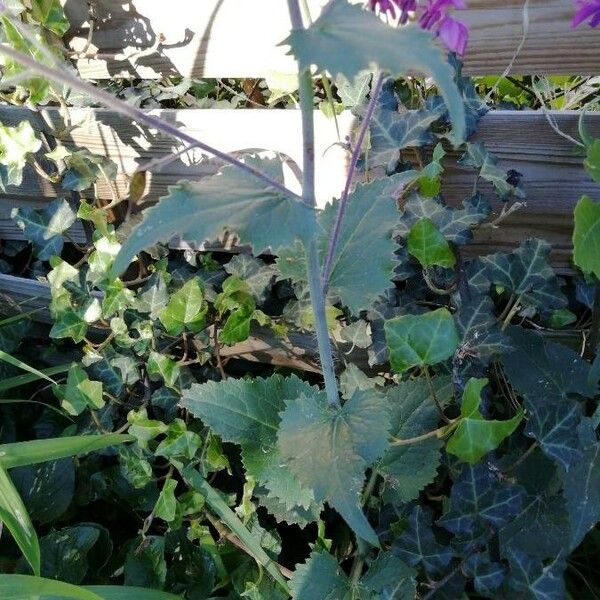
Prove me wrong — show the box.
[380,377,453,504]
[181,375,319,513]
[407,217,456,268]
[446,378,523,464]
[0,121,41,190]
[278,389,390,546]
[0,434,133,469]
[0,575,182,600]
[113,157,314,275]
[0,463,40,575]
[573,195,600,278]
[284,0,465,145]
[384,308,460,373]
[12,198,76,260]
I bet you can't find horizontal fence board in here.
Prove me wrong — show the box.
[63,0,600,79]
[0,107,599,271]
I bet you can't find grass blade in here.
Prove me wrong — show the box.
[0,464,40,575]
[0,434,134,469]
[0,363,70,392]
[0,350,56,384]
[183,466,289,593]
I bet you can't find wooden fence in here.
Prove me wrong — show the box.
[1,0,600,295]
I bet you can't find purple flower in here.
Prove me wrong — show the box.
[367,0,400,18]
[572,0,600,27]
[418,0,469,55]
[398,0,418,24]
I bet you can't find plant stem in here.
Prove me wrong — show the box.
[424,365,451,423]
[501,293,524,331]
[322,73,384,287]
[288,0,340,408]
[390,422,456,446]
[0,33,301,204]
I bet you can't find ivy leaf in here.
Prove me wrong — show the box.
[155,420,202,462]
[278,389,390,546]
[339,320,371,349]
[463,552,507,597]
[365,104,444,171]
[124,536,167,589]
[159,278,208,336]
[407,218,456,268]
[136,273,170,319]
[396,193,491,245]
[478,239,567,310]
[12,198,76,260]
[336,71,372,107]
[437,464,525,535]
[446,378,523,464]
[0,121,42,190]
[394,505,453,576]
[358,552,417,599]
[53,364,104,416]
[289,551,350,600]
[225,254,276,303]
[154,480,178,523]
[182,375,319,512]
[284,0,465,145]
[385,308,459,374]
[505,548,566,600]
[30,0,70,36]
[559,443,600,549]
[62,150,117,192]
[339,363,382,400]
[573,195,600,278]
[380,376,453,504]
[460,141,525,200]
[147,351,180,390]
[500,327,595,468]
[584,138,600,183]
[113,157,314,275]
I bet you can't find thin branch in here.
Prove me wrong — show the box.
[424,366,451,424]
[390,422,455,447]
[0,32,303,204]
[322,73,384,286]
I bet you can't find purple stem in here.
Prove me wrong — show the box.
[0,40,302,204]
[321,72,384,287]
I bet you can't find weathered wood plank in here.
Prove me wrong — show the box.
[63,0,600,79]
[1,107,599,270]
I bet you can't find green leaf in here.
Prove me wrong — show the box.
[62,150,117,192]
[384,308,460,373]
[0,463,40,575]
[446,378,523,464]
[155,420,202,461]
[278,389,390,546]
[284,0,465,145]
[397,193,491,246]
[0,121,41,190]
[154,479,178,523]
[147,351,181,389]
[0,349,56,384]
[12,198,76,260]
[584,138,600,183]
[183,467,289,592]
[380,377,453,504]
[289,551,350,600]
[573,195,600,278]
[30,0,70,36]
[159,278,208,335]
[407,217,456,268]
[0,363,69,392]
[127,408,168,448]
[124,536,166,589]
[225,254,276,303]
[182,375,319,512]
[113,156,314,276]
[53,364,104,416]
[0,434,133,469]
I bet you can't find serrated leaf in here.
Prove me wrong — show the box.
[181,375,319,511]
[380,376,452,504]
[559,442,600,549]
[358,552,416,599]
[278,389,390,546]
[12,198,76,260]
[407,218,456,268]
[500,327,596,468]
[113,156,314,276]
[394,505,453,576]
[0,121,41,190]
[336,71,372,107]
[254,486,320,529]
[283,0,465,145]
[573,195,600,278]
[438,464,525,535]
[289,551,350,600]
[446,378,523,464]
[478,239,567,310]
[385,308,459,373]
[396,192,491,245]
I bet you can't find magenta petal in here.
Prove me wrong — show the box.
[572,4,598,26]
[438,16,469,55]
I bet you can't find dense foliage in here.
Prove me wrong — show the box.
[0,1,600,599]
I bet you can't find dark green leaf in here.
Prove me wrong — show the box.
[289,551,350,600]
[407,217,456,268]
